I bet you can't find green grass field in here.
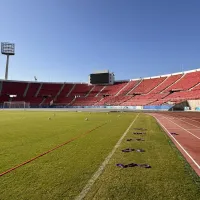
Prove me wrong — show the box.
[0,111,199,200]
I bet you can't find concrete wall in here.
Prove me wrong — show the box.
[187,100,200,110]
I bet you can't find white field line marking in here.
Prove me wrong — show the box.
[154,116,200,170]
[158,115,200,140]
[75,113,139,200]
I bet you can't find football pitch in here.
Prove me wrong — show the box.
[0,111,199,200]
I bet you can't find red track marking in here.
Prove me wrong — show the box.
[163,113,200,128]
[173,128,200,131]
[178,118,200,128]
[165,113,200,125]
[0,122,107,177]
[179,117,200,127]
[151,113,200,176]
[156,114,200,139]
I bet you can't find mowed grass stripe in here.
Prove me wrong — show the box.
[84,113,200,200]
[75,113,139,200]
[0,111,112,171]
[0,112,136,200]
[0,122,107,177]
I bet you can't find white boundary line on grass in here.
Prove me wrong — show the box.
[75,113,139,200]
[154,115,200,170]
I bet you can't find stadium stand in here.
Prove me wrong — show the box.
[95,95,132,106]
[191,82,200,91]
[87,85,105,97]
[99,82,128,96]
[129,77,166,94]
[71,97,102,106]
[118,80,140,95]
[0,95,10,103]
[165,71,200,91]
[54,97,74,105]
[121,97,154,106]
[26,82,41,97]
[163,90,200,101]
[150,74,183,93]
[70,84,93,97]
[1,81,27,96]
[0,69,200,107]
[38,83,62,97]
[58,84,74,97]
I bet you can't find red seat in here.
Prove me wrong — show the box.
[152,74,183,93]
[88,85,105,97]
[70,84,93,97]
[129,77,166,95]
[0,70,200,107]
[165,71,200,91]
[38,83,62,97]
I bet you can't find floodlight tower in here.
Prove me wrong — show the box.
[1,42,15,80]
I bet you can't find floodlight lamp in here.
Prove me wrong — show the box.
[1,42,15,55]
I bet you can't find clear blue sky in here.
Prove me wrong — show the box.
[0,0,200,82]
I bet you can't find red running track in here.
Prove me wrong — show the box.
[150,112,200,176]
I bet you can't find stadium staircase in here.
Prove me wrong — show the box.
[115,82,129,96]
[190,82,200,91]
[128,77,166,95]
[146,77,167,94]
[0,81,3,96]
[93,97,106,105]
[54,83,65,100]
[35,83,43,97]
[39,98,46,106]
[87,85,104,97]
[96,86,106,97]
[152,74,183,94]
[69,97,76,105]
[99,82,128,96]
[23,83,30,97]
[66,84,76,97]
[163,73,185,92]
[126,79,143,95]
[85,85,95,97]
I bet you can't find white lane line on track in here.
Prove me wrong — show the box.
[75,113,140,200]
[179,118,200,128]
[157,114,200,140]
[154,115,200,171]
[165,114,200,125]
[167,128,200,131]
[183,117,200,125]
[165,115,200,129]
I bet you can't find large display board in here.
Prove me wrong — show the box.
[90,73,110,84]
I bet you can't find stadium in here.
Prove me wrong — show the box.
[1,1,200,200]
[1,68,200,110]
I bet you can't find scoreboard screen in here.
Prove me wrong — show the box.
[90,73,109,84]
